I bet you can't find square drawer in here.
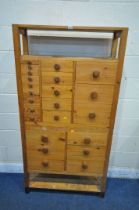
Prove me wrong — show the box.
[76,60,118,84]
[43,111,71,124]
[42,72,73,85]
[42,85,73,98]
[42,98,72,111]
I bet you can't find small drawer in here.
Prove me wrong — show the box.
[43,111,71,124]
[27,156,64,173]
[24,108,41,121]
[67,145,106,160]
[42,72,73,85]
[42,98,71,111]
[76,60,118,84]
[21,63,40,76]
[74,84,114,105]
[68,130,108,146]
[23,95,41,105]
[73,104,111,127]
[41,59,73,73]
[67,159,104,176]
[42,85,73,98]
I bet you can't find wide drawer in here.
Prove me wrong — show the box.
[76,60,118,84]
[67,159,104,176]
[43,111,71,124]
[68,130,108,146]
[41,59,73,73]
[74,84,114,104]
[67,145,106,160]
[42,98,72,111]
[42,85,73,98]
[42,72,73,85]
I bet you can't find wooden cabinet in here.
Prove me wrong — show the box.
[13,25,128,195]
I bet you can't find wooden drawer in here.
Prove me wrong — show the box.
[74,84,114,104]
[76,60,118,84]
[26,129,66,150]
[23,95,41,106]
[67,159,104,176]
[27,156,64,173]
[41,59,73,73]
[73,105,111,127]
[42,98,71,111]
[21,64,40,76]
[68,130,108,146]
[42,85,73,98]
[42,72,73,85]
[24,108,41,122]
[43,111,71,124]
[67,145,106,160]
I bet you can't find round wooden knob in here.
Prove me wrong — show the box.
[54,103,60,109]
[54,64,60,71]
[82,162,88,169]
[29,91,33,96]
[28,65,32,70]
[54,115,59,121]
[29,100,34,104]
[42,161,49,167]
[88,113,96,119]
[30,109,35,113]
[54,90,60,96]
[28,72,32,76]
[41,136,48,143]
[28,84,33,88]
[27,61,32,65]
[83,149,90,156]
[28,77,33,82]
[29,117,34,121]
[93,71,100,78]
[84,138,91,144]
[90,92,97,99]
[41,147,49,154]
[54,77,60,84]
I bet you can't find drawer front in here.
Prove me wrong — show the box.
[24,108,41,121]
[74,84,114,104]
[42,85,73,98]
[27,156,64,173]
[73,105,111,127]
[68,130,108,146]
[67,159,104,175]
[21,64,40,76]
[43,111,71,124]
[42,72,73,85]
[42,98,72,111]
[41,59,73,73]
[26,129,66,150]
[23,95,41,106]
[67,145,106,160]
[76,60,118,84]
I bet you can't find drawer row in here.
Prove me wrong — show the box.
[26,128,108,175]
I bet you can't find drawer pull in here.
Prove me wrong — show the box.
[29,117,34,121]
[82,161,88,170]
[28,65,32,70]
[42,161,49,167]
[54,64,60,71]
[27,61,32,65]
[59,137,66,142]
[88,113,96,119]
[38,147,49,154]
[28,72,32,76]
[28,84,33,88]
[83,149,90,156]
[93,71,100,79]
[28,77,33,82]
[29,91,33,96]
[29,100,34,104]
[54,103,60,109]
[41,136,49,143]
[84,138,91,144]
[54,90,60,96]
[54,115,59,121]
[90,92,97,99]
[54,77,60,84]
[30,109,35,113]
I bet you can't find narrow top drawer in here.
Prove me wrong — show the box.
[76,60,118,84]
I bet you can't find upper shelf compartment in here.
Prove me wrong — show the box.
[14,25,128,59]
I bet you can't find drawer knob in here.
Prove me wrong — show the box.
[54,115,59,121]
[54,64,60,71]
[82,161,88,170]
[29,117,34,121]
[54,77,60,84]
[54,103,60,109]
[27,61,32,65]
[54,90,60,96]
[28,72,32,76]
[83,149,90,156]
[28,84,33,88]
[93,71,100,78]
[88,113,96,119]
[28,77,33,82]
[30,109,35,113]
[29,100,34,104]
[29,91,33,96]
[90,92,97,99]
[41,136,49,143]
[84,138,91,144]
[42,161,49,167]
[28,65,32,70]
[41,147,49,154]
